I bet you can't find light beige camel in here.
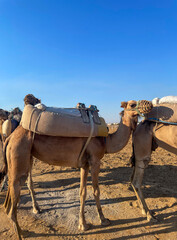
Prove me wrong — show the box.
[130,119,177,222]
[0,99,150,240]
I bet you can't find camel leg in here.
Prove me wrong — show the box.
[78,164,90,231]
[90,160,110,226]
[0,174,8,192]
[131,122,158,222]
[27,169,41,214]
[131,160,157,222]
[4,186,11,213]
[5,180,23,240]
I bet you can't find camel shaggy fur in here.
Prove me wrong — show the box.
[1,99,146,240]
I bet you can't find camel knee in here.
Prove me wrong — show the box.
[131,157,150,189]
[142,157,151,168]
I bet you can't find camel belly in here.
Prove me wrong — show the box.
[32,135,85,168]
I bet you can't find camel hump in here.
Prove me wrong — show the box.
[20,104,108,137]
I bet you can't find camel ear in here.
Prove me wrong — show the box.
[121,101,127,108]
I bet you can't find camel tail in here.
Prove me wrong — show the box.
[0,138,9,183]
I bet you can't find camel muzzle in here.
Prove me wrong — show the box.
[126,100,153,117]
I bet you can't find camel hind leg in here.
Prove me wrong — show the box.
[4,175,28,240]
[90,158,110,226]
[27,169,41,214]
[78,163,90,231]
[0,174,8,192]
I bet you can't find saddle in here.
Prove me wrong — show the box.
[20,103,108,137]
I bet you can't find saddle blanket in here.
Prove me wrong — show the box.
[152,96,177,106]
[145,103,177,123]
[20,104,108,137]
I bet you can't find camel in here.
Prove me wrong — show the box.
[0,97,151,240]
[0,108,21,191]
[130,114,177,222]
[0,95,41,214]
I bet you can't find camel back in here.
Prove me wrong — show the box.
[20,104,108,137]
[145,103,177,123]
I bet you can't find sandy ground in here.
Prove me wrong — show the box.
[1,125,177,239]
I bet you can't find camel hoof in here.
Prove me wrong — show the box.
[127,184,134,192]
[21,229,30,238]
[101,218,111,226]
[78,223,90,231]
[147,213,158,223]
[142,209,146,216]
[33,208,40,214]
[33,206,41,214]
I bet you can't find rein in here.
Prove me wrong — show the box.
[147,117,177,126]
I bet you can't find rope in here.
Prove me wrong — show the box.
[147,117,177,125]
[32,111,43,143]
[31,109,46,143]
[77,110,94,167]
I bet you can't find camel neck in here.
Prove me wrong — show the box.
[106,116,132,153]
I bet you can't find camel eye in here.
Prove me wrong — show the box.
[130,104,137,108]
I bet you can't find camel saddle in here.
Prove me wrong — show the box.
[145,103,177,123]
[20,104,108,137]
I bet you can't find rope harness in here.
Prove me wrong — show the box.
[77,110,94,167]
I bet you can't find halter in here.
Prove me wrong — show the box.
[124,101,149,118]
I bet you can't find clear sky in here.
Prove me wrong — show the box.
[0,0,177,123]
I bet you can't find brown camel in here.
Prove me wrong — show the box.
[0,99,151,240]
[130,118,177,222]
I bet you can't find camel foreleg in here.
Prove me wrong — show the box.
[131,159,157,222]
[91,160,110,227]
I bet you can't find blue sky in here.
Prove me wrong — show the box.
[0,0,177,123]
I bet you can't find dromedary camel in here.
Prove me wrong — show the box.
[0,107,23,191]
[0,96,152,240]
[0,94,41,213]
[130,111,177,222]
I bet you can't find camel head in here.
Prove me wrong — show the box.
[24,94,41,106]
[120,100,153,131]
[121,100,140,116]
[120,100,138,131]
[0,109,9,121]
